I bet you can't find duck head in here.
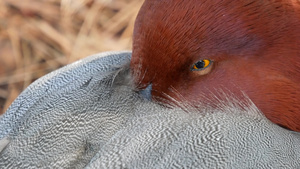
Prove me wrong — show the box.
[130,0,300,131]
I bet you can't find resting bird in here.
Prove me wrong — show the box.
[0,51,300,168]
[131,0,300,131]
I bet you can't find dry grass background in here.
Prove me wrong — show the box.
[0,0,144,115]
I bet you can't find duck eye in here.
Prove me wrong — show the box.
[192,59,212,71]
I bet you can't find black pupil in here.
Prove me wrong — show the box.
[195,60,205,69]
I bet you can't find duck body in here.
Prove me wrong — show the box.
[131,0,300,131]
[0,52,134,168]
[0,51,300,168]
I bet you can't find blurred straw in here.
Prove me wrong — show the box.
[0,0,143,114]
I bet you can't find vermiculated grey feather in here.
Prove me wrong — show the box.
[0,51,299,168]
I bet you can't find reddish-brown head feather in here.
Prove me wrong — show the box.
[130,0,300,131]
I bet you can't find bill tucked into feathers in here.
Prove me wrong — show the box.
[0,51,300,168]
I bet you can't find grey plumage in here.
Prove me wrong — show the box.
[0,51,299,168]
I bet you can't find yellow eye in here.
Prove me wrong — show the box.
[192,59,212,71]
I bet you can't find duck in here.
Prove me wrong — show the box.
[0,51,300,168]
[130,0,300,132]
[1,0,300,167]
